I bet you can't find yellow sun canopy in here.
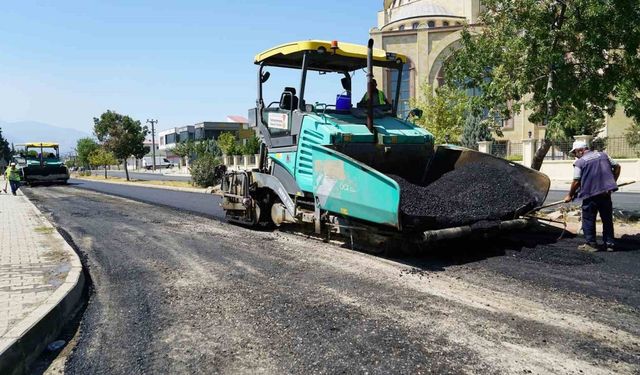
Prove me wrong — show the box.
[255,40,407,72]
[19,142,60,148]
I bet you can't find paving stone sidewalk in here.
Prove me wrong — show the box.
[0,190,74,347]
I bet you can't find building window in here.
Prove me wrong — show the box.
[443,21,450,27]
[399,25,405,31]
[195,128,205,140]
[412,22,419,29]
[204,129,222,139]
[178,131,194,142]
[389,63,412,119]
[165,133,177,145]
[427,20,435,28]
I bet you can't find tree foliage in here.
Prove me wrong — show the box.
[76,137,99,168]
[193,139,222,158]
[412,83,470,143]
[445,0,640,169]
[171,139,224,168]
[626,122,640,157]
[217,132,239,155]
[0,128,12,162]
[88,147,117,179]
[190,154,220,187]
[241,135,261,155]
[171,140,193,167]
[460,113,494,150]
[93,110,149,180]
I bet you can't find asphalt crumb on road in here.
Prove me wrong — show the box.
[512,244,605,266]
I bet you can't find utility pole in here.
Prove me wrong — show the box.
[146,119,158,172]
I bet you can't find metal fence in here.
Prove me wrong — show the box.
[491,142,523,160]
[534,137,639,160]
[606,137,640,158]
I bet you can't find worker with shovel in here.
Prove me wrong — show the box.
[4,162,21,196]
[564,140,620,252]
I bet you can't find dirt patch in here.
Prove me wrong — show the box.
[34,226,55,234]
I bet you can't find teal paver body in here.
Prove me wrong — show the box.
[268,110,433,228]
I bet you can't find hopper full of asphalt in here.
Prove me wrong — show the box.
[391,162,541,230]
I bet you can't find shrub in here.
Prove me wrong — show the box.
[190,154,220,187]
[242,136,261,155]
[505,155,523,162]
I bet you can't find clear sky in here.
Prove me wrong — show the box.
[0,1,381,134]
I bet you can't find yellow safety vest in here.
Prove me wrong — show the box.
[5,168,20,181]
[361,90,387,105]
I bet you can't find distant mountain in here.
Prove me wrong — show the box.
[0,121,91,155]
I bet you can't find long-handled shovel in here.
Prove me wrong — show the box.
[527,180,636,239]
[530,180,636,213]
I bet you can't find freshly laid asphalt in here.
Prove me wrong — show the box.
[90,170,192,182]
[68,178,224,218]
[22,182,640,374]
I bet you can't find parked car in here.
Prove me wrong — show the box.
[142,157,174,170]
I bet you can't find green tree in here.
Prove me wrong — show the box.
[193,139,222,159]
[241,135,261,155]
[626,122,640,157]
[412,83,470,143]
[171,140,194,167]
[88,147,117,179]
[76,137,99,169]
[190,154,220,187]
[217,132,239,155]
[0,128,12,162]
[445,0,640,170]
[460,113,493,150]
[93,110,149,181]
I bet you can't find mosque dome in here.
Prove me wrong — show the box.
[386,0,455,24]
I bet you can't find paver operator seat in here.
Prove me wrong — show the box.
[279,87,299,111]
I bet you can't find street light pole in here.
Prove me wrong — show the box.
[146,119,158,172]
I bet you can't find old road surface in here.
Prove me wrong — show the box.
[24,184,640,375]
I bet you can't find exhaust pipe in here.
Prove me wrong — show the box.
[366,39,377,140]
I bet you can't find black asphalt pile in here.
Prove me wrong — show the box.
[391,162,540,229]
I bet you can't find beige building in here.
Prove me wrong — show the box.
[371,0,634,157]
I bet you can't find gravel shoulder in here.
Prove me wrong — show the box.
[24,185,640,375]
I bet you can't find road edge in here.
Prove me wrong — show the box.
[0,194,86,375]
[74,176,213,194]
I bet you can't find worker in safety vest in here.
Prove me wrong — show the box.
[359,79,391,106]
[563,140,621,252]
[4,162,21,196]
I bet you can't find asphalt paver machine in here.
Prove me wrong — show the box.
[13,142,70,185]
[221,40,550,249]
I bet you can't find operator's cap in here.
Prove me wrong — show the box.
[570,140,588,154]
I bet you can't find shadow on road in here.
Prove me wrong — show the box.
[380,223,639,272]
[382,224,572,272]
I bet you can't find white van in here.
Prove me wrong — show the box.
[142,157,174,170]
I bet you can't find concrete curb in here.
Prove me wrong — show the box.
[74,176,212,194]
[0,194,86,375]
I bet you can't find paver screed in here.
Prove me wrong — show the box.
[0,191,72,343]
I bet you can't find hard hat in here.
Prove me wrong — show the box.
[9,162,16,166]
[570,140,588,154]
